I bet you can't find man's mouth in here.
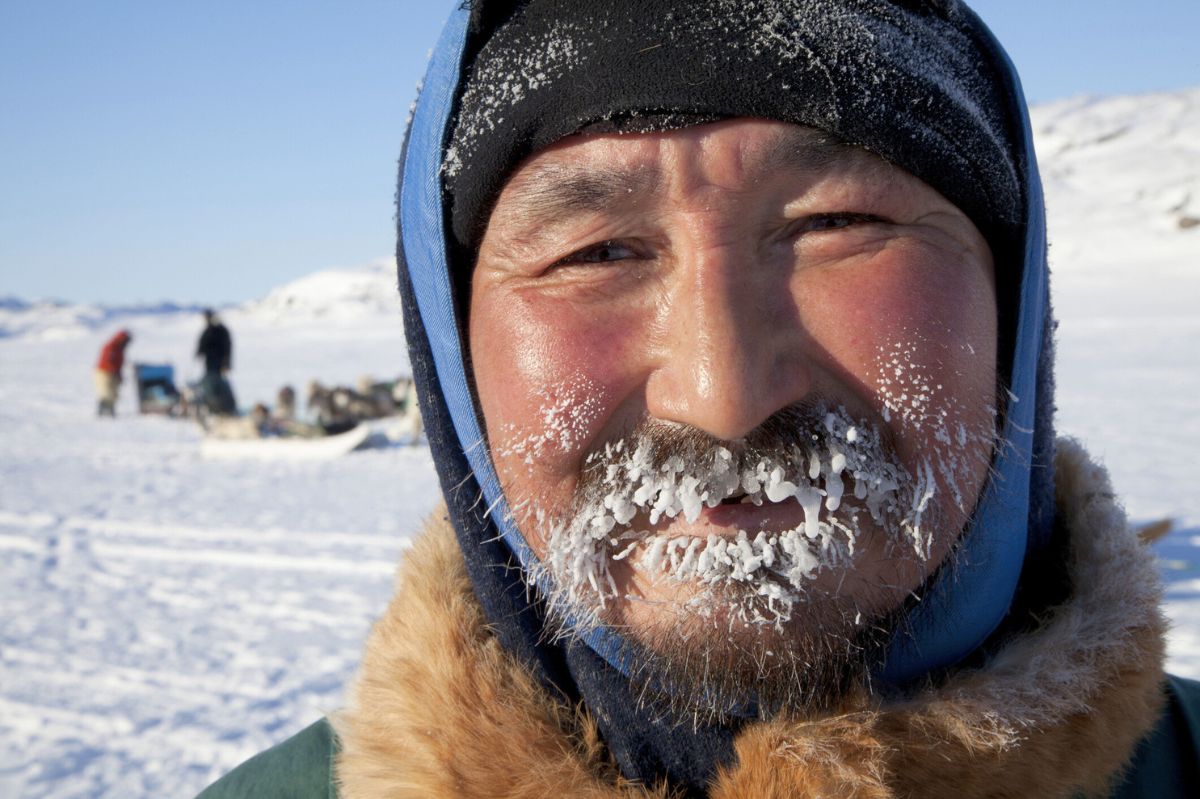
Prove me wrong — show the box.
[701,488,812,531]
[621,462,857,543]
[539,403,920,622]
[719,488,755,505]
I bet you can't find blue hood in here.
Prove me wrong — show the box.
[395,0,1055,788]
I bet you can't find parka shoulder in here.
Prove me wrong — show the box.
[195,718,337,799]
[1111,675,1200,798]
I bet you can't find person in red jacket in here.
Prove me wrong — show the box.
[94,329,132,417]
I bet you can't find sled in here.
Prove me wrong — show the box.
[134,363,181,415]
[200,422,371,461]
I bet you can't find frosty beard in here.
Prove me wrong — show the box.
[522,399,988,722]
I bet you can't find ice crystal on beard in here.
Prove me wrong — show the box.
[514,336,998,649]
[874,332,998,518]
[535,403,919,633]
[494,377,602,467]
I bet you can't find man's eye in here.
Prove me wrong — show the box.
[555,240,639,267]
[797,213,887,233]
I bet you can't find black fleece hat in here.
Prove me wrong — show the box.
[445,0,1024,272]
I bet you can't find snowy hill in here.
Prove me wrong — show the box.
[1033,87,1200,316]
[0,298,210,342]
[238,258,401,323]
[1,88,1199,799]
[0,298,105,340]
[0,260,400,340]
[1035,87,1199,234]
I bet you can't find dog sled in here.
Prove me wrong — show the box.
[200,420,372,461]
[134,363,182,415]
[197,372,423,460]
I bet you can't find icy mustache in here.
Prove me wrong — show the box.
[552,402,917,598]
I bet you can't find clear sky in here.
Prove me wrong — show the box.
[2,0,1197,305]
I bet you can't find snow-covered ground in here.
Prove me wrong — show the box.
[1034,88,1200,678]
[3,89,1199,797]
[0,262,445,797]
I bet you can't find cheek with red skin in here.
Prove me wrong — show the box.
[471,287,651,519]
[793,248,997,486]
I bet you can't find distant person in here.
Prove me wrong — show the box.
[93,329,131,417]
[196,308,232,376]
[275,385,297,421]
[195,309,237,415]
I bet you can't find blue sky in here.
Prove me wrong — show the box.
[2,0,1197,305]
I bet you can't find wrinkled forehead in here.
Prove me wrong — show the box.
[501,122,886,195]
[482,119,968,247]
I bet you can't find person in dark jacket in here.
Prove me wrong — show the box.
[94,329,132,417]
[195,309,237,415]
[196,308,232,375]
[198,2,1200,797]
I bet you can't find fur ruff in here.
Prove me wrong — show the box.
[335,440,1167,798]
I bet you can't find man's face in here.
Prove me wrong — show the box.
[470,119,997,711]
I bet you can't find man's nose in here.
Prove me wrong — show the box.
[645,245,813,441]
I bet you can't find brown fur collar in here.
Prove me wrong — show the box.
[335,440,1167,798]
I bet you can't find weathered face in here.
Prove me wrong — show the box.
[470,119,997,712]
